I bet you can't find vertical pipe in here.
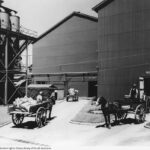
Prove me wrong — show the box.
[64,80,68,97]
[25,42,28,96]
[4,37,8,105]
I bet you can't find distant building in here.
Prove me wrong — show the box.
[93,0,150,100]
[32,12,98,97]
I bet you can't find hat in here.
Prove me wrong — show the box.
[39,91,43,95]
[133,83,136,87]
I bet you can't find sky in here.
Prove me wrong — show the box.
[4,0,101,36]
[2,0,102,65]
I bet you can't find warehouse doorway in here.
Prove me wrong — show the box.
[88,81,97,97]
[139,76,150,98]
[144,78,150,96]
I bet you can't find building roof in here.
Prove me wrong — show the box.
[34,11,98,44]
[28,84,57,89]
[30,71,97,77]
[92,0,114,12]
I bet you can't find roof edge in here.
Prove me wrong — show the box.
[33,11,98,44]
[92,0,114,13]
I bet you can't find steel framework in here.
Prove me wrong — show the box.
[0,1,37,104]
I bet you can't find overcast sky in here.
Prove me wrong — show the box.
[4,0,101,36]
[2,0,102,65]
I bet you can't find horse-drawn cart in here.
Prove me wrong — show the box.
[8,84,56,128]
[66,88,79,102]
[97,96,150,128]
[116,98,150,123]
[9,100,52,128]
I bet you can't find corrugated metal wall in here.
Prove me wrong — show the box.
[97,0,150,100]
[33,16,98,96]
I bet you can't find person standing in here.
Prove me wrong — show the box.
[50,90,56,105]
[47,90,56,120]
[36,91,43,103]
[129,83,138,99]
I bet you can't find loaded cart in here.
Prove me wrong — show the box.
[8,84,57,128]
[9,100,52,128]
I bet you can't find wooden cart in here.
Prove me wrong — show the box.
[9,100,52,128]
[116,98,150,123]
[66,88,79,102]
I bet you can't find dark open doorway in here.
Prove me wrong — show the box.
[144,78,150,96]
[88,81,97,97]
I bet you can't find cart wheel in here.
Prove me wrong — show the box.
[35,107,47,128]
[12,114,24,126]
[135,104,146,123]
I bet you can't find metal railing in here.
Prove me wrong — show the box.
[0,22,38,37]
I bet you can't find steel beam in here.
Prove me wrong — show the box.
[25,42,28,96]
[4,37,8,105]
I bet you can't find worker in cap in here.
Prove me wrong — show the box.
[39,91,43,95]
[129,83,138,99]
[36,91,43,103]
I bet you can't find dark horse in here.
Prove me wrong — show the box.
[97,96,121,129]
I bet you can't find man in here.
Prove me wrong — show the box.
[129,83,138,99]
[50,90,56,105]
[36,91,43,103]
[47,90,56,120]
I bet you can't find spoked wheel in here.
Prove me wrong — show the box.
[35,107,47,128]
[135,104,146,123]
[12,114,24,126]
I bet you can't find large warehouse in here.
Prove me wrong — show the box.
[32,12,98,98]
[93,0,150,100]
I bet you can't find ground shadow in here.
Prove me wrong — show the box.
[11,116,57,129]
[95,124,105,128]
[12,121,38,129]
[96,118,136,128]
[66,100,79,102]
[120,118,136,124]
[47,116,57,121]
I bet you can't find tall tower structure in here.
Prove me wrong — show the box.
[0,0,37,104]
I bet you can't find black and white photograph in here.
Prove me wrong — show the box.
[1,0,150,149]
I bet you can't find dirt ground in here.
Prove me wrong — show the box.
[0,98,150,149]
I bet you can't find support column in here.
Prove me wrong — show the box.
[64,74,68,97]
[4,37,8,105]
[25,42,28,96]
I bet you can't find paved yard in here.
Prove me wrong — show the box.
[0,105,11,127]
[0,98,150,149]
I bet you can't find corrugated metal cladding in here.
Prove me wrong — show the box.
[33,14,98,96]
[97,0,150,100]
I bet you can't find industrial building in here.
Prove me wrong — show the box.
[32,12,98,98]
[93,0,150,100]
[0,0,37,104]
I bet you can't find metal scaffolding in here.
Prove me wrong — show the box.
[0,1,37,104]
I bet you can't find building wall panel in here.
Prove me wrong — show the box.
[68,82,88,96]
[33,15,98,96]
[97,0,150,100]
[33,16,97,74]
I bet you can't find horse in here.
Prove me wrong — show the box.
[96,96,121,129]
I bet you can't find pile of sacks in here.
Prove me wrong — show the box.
[68,88,78,96]
[13,96,40,112]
